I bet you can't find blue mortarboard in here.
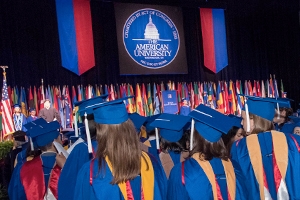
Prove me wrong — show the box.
[144,114,160,132]
[263,97,293,108]
[29,108,36,112]
[76,95,109,116]
[25,119,60,147]
[13,104,21,108]
[129,113,147,132]
[189,105,237,142]
[228,114,242,128]
[150,113,191,142]
[93,98,130,124]
[24,118,49,136]
[289,116,300,124]
[242,96,277,121]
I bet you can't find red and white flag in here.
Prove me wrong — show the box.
[1,71,14,138]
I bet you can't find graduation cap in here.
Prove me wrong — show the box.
[13,130,26,142]
[25,119,60,148]
[144,114,160,132]
[129,113,147,132]
[28,108,36,112]
[13,104,21,108]
[150,113,191,143]
[76,94,109,116]
[93,100,129,124]
[80,97,132,154]
[242,96,285,132]
[263,97,293,108]
[189,104,236,143]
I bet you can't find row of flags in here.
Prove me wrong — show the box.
[1,73,285,138]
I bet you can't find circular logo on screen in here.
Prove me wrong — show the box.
[123,8,180,69]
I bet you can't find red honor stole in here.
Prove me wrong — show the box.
[20,157,61,200]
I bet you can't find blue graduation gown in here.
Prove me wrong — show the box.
[74,153,167,200]
[231,131,300,200]
[167,157,244,200]
[180,106,191,116]
[148,139,159,161]
[26,116,38,123]
[58,140,98,200]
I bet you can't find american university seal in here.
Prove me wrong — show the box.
[123,8,180,69]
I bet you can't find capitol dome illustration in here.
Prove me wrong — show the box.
[144,15,159,39]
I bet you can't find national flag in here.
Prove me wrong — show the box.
[141,83,149,116]
[273,75,279,98]
[53,87,59,111]
[216,81,224,113]
[235,80,243,115]
[55,0,95,75]
[19,88,27,116]
[177,82,182,108]
[153,83,160,115]
[72,86,77,108]
[269,75,275,97]
[200,8,228,73]
[190,83,195,109]
[198,82,204,105]
[228,81,237,115]
[147,83,153,116]
[135,84,144,116]
[194,82,200,108]
[248,81,253,96]
[127,84,135,113]
[1,71,14,138]
[28,86,34,111]
[244,80,249,96]
[63,86,72,128]
[77,85,82,101]
[261,80,266,98]
[40,81,45,110]
[252,81,257,96]
[223,81,229,114]
[257,80,261,97]
[203,82,208,105]
[281,79,285,98]
[33,86,38,115]
[81,85,85,101]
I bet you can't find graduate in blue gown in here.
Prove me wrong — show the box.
[149,113,191,178]
[8,119,63,200]
[58,95,108,200]
[231,96,300,199]
[168,104,245,200]
[26,108,38,123]
[179,98,191,116]
[74,100,167,200]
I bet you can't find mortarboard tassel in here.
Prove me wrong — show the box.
[84,112,93,154]
[155,127,160,153]
[190,118,195,151]
[74,112,78,137]
[245,98,251,133]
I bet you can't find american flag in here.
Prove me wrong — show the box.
[1,72,14,137]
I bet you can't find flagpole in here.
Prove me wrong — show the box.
[0,66,8,141]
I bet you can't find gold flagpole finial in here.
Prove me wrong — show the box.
[0,66,8,76]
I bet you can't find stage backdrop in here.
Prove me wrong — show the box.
[114,3,188,75]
